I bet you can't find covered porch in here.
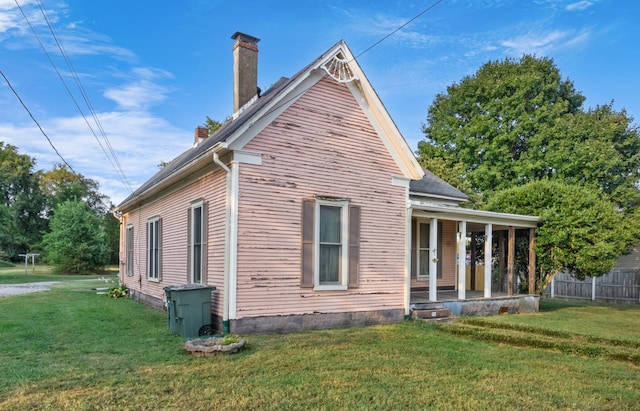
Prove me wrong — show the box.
[405,199,541,316]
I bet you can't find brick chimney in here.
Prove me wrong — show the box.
[231,32,260,113]
[194,126,208,146]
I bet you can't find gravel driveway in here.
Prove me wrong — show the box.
[0,282,60,297]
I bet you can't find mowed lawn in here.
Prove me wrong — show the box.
[0,268,639,410]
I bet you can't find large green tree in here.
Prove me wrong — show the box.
[0,142,47,259]
[418,55,640,211]
[42,200,109,274]
[486,180,630,292]
[40,163,108,217]
[418,55,640,285]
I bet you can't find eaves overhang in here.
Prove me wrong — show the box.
[116,143,230,213]
[411,201,540,230]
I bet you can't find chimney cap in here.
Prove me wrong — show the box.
[231,32,260,44]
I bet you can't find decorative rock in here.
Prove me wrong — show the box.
[184,337,246,356]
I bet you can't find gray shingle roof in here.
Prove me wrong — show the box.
[410,168,469,201]
[117,42,343,209]
[118,76,292,207]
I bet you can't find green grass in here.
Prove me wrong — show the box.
[0,265,117,284]
[0,283,639,410]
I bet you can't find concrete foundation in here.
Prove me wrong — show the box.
[229,309,405,334]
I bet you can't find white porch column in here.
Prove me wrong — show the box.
[484,223,492,298]
[429,218,438,302]
[457,221,466,300]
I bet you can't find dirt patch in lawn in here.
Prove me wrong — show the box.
[0,282,59,297]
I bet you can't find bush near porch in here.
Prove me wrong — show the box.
[0,274,638,410]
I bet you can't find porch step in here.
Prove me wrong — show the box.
[411,308,454,323]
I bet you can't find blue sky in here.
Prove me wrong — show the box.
[0,0,637,205]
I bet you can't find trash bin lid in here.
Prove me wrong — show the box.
[163,284,215,292]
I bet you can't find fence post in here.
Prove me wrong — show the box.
[592,275,596,301]
[550,277,555,298]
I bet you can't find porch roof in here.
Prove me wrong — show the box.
[411,200,540,230]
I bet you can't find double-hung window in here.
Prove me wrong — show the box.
[147,217,162,281]
[125,225,134,276]
[301,198,360,290]
[188,201,207,284]
[317,201,348,288]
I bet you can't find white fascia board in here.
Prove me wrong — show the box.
[339,42,423,181]
[411,201,540,228]
[392,176,411,188]
[226,40,424,181]
[233,150,262,165]
[409,191,469,203]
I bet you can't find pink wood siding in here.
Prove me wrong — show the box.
[234,75,407,318]
[119,169,227,317]
[410,220,457,289]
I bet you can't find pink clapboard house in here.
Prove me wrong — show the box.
[116,33,540,334]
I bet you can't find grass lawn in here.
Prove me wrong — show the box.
[0,277,639,410]
[0,264,118,284]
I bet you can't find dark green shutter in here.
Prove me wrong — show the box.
[158,218,163,281]
[202,202,209,284]
[186,208,192,283]
[348,205,361,288]
[301,199,314,288]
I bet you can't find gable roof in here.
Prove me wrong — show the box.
[410,168,469,202]
[117,40,426,211]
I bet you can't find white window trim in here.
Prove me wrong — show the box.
[147,217,161,282]
[190,200,204,284]
[125,224,134,276]
[314,199,349,291]
[416,219,430,281]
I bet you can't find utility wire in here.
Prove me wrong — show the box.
[0,69,84,182]
[355,0,445,59]
[35,0,134,195]
[258,0,445,122]
[14,0,135,196]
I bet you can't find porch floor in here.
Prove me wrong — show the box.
[410,290,539,316]
[410,290,512,304]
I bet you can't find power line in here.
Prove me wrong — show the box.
[34,0,134,195]
[259,0,445,122]
[0,69,84,182]
[355,0,445,59]
[13,0,135,196]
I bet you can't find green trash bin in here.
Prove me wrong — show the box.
[163,284,215,338]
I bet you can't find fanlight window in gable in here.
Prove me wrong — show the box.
[322,52,357,83]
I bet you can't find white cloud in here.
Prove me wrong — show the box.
[103,67,174,109]
[0,5,25,34]
[566,1,594,11]
[0,2,186,205]
[104,81,171,110]
[499,28,591,55]
[0,110,192,205]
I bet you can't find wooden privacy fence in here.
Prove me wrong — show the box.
[543,269,640,303]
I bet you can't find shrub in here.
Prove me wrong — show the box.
[107,284,128,299]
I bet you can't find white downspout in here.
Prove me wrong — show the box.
[213,148,232,334]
